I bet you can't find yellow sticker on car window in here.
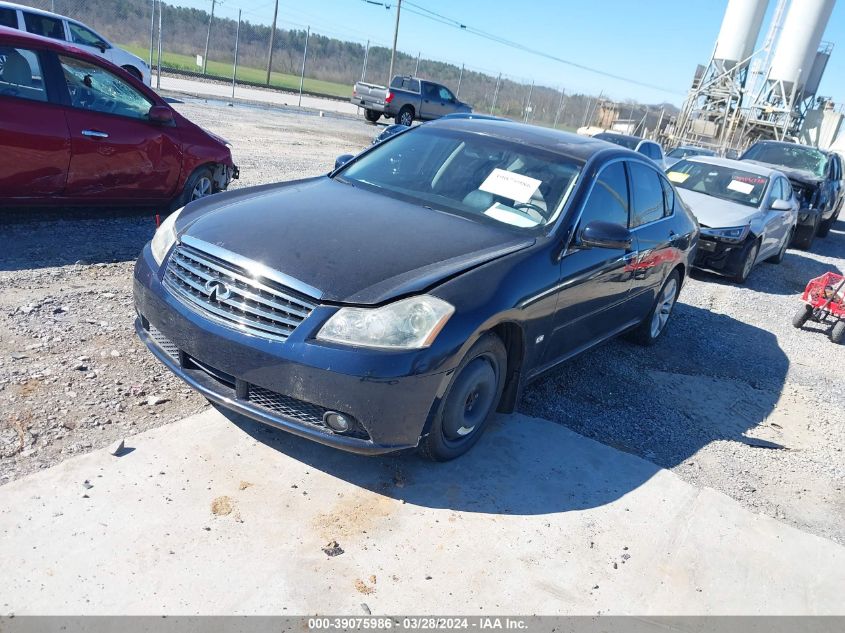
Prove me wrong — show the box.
[667,171,690,183]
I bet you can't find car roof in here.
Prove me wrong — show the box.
[425,118,635,163]
[0,24,96,59]
[745,139,832,157]
[596,131,644,142]
[684,155,780,177]
[673,145,714,152]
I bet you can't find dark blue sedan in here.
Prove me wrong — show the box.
[134,119,699,460]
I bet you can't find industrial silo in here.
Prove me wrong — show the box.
[769,0,836,94]
[714,0,769,69]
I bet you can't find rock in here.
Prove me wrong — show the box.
[82,480,93,490]
[360,603,371,615]
[110,350,121,358]
[107,438,125,456]
[322,540,344,557]
[147,395,168,406]
[11,353,27,361]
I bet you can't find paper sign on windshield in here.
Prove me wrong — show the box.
[727,180,754,195]
[479,169,541,204]
[667,171,690,183]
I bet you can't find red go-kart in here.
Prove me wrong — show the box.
[793,272,845,344]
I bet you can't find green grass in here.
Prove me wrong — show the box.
[121,44,351,99]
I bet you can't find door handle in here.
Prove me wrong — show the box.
[81,129,109,138]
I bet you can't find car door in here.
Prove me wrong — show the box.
[542,159,637,363]
[0,44,70,198]
[761,177,788,257]
[55,53,182,201]
[419,82,442,120]
[626,161,682,316]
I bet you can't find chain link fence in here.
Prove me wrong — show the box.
[14,0,638,131]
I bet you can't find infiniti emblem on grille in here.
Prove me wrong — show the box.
[204,279,232,301]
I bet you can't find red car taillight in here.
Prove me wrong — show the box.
[385,92,394,104]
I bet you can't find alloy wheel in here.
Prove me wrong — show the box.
[191,177,212,201]
[650,277,678,339]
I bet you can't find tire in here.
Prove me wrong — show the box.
[817,206,839,237]
[628,270,681,346]
[122,65,143,81]
[831,320,845,344]
[418,333,507,461]
[395,106,414,127]
[173,167,215,210]
[766,230,791,264]
[732,239,759,284]
[793,217,819,251]
[792,304,813,329]
[364,109,381,123]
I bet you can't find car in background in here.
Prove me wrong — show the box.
[0,28,237,209]
[135,118,697,461]
[667,157,797,283]
[741,140,843,250]
[352,75,471,126]
[665,145,716,169]
[594,132,667,169]
[370,114,507,145]
[0,1,150,84]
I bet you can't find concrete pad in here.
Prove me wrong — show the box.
[1,408,843,615]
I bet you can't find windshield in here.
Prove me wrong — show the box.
[668,147,713,159]
[667,161,769,208]
[594,133,640,150]
[742,143,828,178]
[336,127,581,229]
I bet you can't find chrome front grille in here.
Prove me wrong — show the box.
[163,242,317,342]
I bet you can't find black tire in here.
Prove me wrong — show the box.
[793,217,819,251]
[364,109,381,123]
[831,320,845,344]
[792,304,813,329]
[732,239,759,284]
[122,65,143,81]
[628,270,681,346]
[395,106,414,127]
[173,167,215,211]
[766,230,791,264]
[817,208,838,238]
[418,333,507,461]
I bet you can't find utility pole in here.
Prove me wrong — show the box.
[265,0,279,86]
[148,0,155,68]
[361,40,370,81]
[490,72,501,113]
[553,88,565,129]
[387,0,402,84]
[156,0,162,90]
[203,0,216,75]
[414,51,420,75]
[231,9,241,102]
[523,80,534,123]
[456,64,464,97]
[298,26,310,107]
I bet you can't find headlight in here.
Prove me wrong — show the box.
[700,225,749,244]
[150,207,182,266]
[316,295,454,350]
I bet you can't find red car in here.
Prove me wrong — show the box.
[0,27,237,209]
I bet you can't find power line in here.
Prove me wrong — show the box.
[401,0,682,95]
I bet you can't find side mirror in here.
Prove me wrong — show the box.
[580,220,633,250]
[770,198,792,211]
[334,154,354,170]
[148,105,174,124]
[97,43,107,53]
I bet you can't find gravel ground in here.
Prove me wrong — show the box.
[1,99,843,545]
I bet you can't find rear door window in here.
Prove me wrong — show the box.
[23,12,65,40]
[0,7,18,28]
[630,162,666,227]
[0,46,48,102]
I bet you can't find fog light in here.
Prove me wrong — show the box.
[324,412,350,432]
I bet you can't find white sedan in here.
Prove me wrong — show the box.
[668,156,799,284]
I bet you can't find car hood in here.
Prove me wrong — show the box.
[177,177,534,305]
[743,160,822,186]
[675,189,758,227]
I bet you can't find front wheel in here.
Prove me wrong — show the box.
[628,270,680,346]
[793,217,818,251]
[831,321,845,344]
[792,304,813,329]
[418,333,507,461]
[732,239,759,284]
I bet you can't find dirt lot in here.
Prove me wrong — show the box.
[1,99,843,547]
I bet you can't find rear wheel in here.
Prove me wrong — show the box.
[364,109,381,123]
[831,321,845,344]
[122,65,143,81]
[792,304,813,329]
[396,105,414,126]
[732,239,759,284]
[628,270,680,346]
[418,333,506,461]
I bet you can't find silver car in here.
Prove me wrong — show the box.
[668,156,798,283]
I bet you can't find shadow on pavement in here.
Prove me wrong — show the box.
[221,304,788,515]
